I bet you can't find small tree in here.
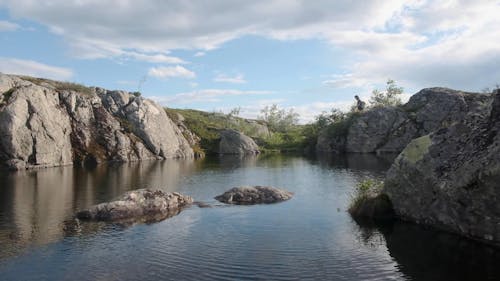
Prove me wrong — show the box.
[259,104,299,132]
[369,79,403,107]
[228,107,241,117]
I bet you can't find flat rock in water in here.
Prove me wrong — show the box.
[215,186,293,205]
[76,189,193,222]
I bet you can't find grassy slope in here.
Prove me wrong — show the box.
[165,108,307,154]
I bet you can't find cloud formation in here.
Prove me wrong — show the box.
[0,20,19,31]
[152,89,272,105]
[0,57,73,80]
[148,65,196,79]
[1,1,499,90]
[213,73,246,84]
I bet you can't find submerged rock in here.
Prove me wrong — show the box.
[215,186,293,205]
[76,189,193,222]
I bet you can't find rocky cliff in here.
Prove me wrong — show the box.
[384,90,500,245]
[0,74,194,170]
[317,87,491,153]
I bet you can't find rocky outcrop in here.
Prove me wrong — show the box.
[384,90,500,245]
[317,87,492,153]
[0,74,194,169]
[76,189,193,222]
[215,186,293,204]
[218,129,260,155]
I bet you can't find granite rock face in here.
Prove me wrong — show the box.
[0,74,194,169]
[384,90,500,245]
[215,186,293,204]
[76,189,193,222]
[317,87,491,153]
[218,129,260,155]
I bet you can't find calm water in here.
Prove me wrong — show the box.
[0,154,499,281]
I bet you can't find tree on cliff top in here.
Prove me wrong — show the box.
[369,79,404,107]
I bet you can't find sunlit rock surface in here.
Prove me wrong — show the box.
[76,189,193,222]
[0,73,194,170]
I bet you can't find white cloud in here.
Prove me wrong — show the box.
[126,52,186,64]
[213,73,246,84]
[1,1,499,90]
[0,57,73,80]
[151,89,272,105]
[0,20,20,31]
[194,51,206,57]
[148,65,196,79]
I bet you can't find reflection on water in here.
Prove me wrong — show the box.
[354,219,500,281]
[0,154,499,281]
[0,159,200,259]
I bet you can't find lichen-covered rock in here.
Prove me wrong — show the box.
[76,189,193,222]
[384,90,500,245]
[317,87,492,154]
[0,73,195,169]
[215,186,293,204]
[218,129,259,155]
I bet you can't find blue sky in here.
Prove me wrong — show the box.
[0,1,499,122]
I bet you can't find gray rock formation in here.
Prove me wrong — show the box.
[0,74,194,169]
[76,189,193,222]
[317,87,491,154]
[215,186,293,204]
[384,90,500,245]
[218,129,260,155]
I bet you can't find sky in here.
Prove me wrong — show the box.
[0,0,499,123]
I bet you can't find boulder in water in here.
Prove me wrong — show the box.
[215,186,293,205]
[76,189,193,222]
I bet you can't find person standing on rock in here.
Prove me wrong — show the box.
[355,95,366,111]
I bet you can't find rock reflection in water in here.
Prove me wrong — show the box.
[354,219,500,281]
[0,158,199,260]
[313,153,397,173]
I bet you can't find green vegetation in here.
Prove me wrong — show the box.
[165,108,271,153]
[20,76,94,96]
[369,79,404,108]
[258,104,299,132]
[165,80,405,155]
[257,104,305,152]
[347,179,392,217]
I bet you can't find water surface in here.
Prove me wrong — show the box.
[0,154,499,280]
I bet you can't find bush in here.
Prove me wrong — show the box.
[348,179,394,220]
[369,79,404,108]
[258,104,299,133]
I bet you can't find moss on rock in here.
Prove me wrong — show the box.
[399,134,432,164]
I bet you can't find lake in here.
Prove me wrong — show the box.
[1,154,499,281]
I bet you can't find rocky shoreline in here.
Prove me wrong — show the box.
[349,89,500,246]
